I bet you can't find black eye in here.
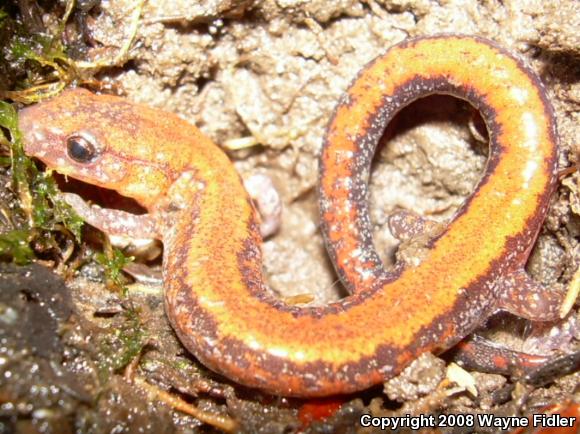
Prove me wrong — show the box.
[66,135,97,163]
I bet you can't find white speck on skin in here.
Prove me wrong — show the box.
[522,160,539,189]
[293,351,306,361]
[47,126,64,136]
[268,347,289,358]
[492,67,509,81]
[521,112,539,151]
[33,131,46,142]
[247,337,262,351]
[510,87,529,105]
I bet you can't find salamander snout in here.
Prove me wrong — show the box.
[18,88,101,165]
[18,103,46,156]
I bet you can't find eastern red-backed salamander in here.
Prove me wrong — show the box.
[17,35,568,397]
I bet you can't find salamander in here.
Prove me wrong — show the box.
[18,35,567,397]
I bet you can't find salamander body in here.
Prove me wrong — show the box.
[18,35,563,397]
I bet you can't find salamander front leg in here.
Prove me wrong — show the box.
[61,192,161,240]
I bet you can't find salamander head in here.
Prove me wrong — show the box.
[18,88,177,209]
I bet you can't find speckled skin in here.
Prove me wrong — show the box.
[451,335,580,387]
[18,35,562,397]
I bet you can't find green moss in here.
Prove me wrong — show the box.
[0,100,85,264]
[95,248,134,296]
[0,229,33,265]
[97,307,147,383]
[0,6,74,102]
[0,7,137,294]
[30,170,85,240]
[1,0,150,394]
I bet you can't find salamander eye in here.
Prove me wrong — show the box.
[66,135,98,163]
